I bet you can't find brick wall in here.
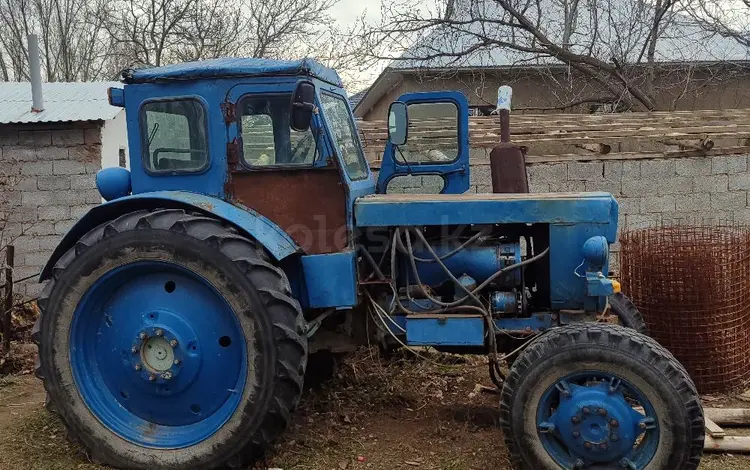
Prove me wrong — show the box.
[1,122,103,296]
[385,151,750,273]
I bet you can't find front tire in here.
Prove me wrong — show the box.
[500,324,703,470]
[33,209,307,469]
[609,293,648,335]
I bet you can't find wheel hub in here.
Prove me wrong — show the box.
[129,323,191,385]
[539,377,658,468]
[141,336,174,372]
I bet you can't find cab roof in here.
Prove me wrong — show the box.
[121,57,343,87]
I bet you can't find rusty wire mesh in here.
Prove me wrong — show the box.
[621,223,750,394]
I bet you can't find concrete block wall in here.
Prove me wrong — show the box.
[0,122,103,296]
[469,152,750,272]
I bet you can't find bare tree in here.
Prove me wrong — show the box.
[685,0,750,48]
[361,0,745,111]
[0,0,109,81]
[102,0,197,68]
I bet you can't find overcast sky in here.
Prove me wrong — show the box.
[330,0,389,89]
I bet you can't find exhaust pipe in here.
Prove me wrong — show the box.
[27,34,44,113]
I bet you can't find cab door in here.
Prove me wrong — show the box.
[376,91,470,194]
[224,80,349,255]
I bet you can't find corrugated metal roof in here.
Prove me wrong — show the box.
[349,88,369,109]
[0,81,122,124]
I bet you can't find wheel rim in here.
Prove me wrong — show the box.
[536,371,659,469]
[70,261,248,449]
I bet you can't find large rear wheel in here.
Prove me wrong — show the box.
[33,209,307,469]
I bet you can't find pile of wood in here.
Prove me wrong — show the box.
[705,408,750,453]
[357,108,750,164]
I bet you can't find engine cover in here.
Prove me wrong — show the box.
[403,242,522,288]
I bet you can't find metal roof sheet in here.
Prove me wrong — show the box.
[0,81,122,124]
[123,57,343,87]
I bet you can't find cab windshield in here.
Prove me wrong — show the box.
[319,92,368,180]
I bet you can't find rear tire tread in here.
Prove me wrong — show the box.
[35,209,307,469]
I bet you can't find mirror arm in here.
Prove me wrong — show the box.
[292,102,315,111]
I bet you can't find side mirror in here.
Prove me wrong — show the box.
[291,81,316,132]
[388,101,408,146]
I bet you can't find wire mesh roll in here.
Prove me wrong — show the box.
[621,223,750,394]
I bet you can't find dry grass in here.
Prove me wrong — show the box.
[0,351,748,469]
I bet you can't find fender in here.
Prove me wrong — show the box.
[40,191,301,280]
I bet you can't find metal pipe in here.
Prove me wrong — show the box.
[27,34,44,112]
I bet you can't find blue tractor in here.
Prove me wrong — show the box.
[32,58,703,469]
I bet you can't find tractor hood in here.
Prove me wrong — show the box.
[353,191,619,242]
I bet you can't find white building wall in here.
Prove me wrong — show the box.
[100,110,129,169]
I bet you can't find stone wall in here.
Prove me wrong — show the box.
[1,122,103,296]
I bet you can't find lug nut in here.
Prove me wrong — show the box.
[582,407,590,415]
[134,364,142,371]
[599,408,608,416]
[174,359,181,365]
[610,419,619,427]
[169,339,178,348]
[155,329,164,337]
[611,433,619,442]
[131,346,138,354]
[600,443,608,450]
[139,332,147,340]
[572,431,580,438]
[574,459,585,469]
[584,441,592,449]
[571,416,581,424]
[639,422,647,429]
[148,374,156,381]
[161,372,173,380]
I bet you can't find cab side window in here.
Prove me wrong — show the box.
[239,95,317,167]
[141,99,208,172]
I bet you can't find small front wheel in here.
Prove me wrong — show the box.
[500,324,704,470]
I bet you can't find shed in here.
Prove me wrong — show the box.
[0,81,129,296]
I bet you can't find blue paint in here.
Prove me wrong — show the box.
[124,84,227,197]
[549,223,616,310]
[407,242,521,288]
[537,372,659,469]
[494,313,554,332]
[70,261,247,448]
[582,236,609,272]
[301,250,358,308]
[40,191,301,281]
[107,87,125,107]
[354,193,619,230]
[585,272,617,298]
[123,57,343,87]
[377,91,470,194]
[316,84,376,237]
[96,167,132,201]
[406,315,485,346]
[490,291,518,314]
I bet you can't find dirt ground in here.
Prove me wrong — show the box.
[0,348,749,470]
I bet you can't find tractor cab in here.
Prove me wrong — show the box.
[104,58,375,257]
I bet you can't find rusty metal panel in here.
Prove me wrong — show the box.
[229,168,348,254]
